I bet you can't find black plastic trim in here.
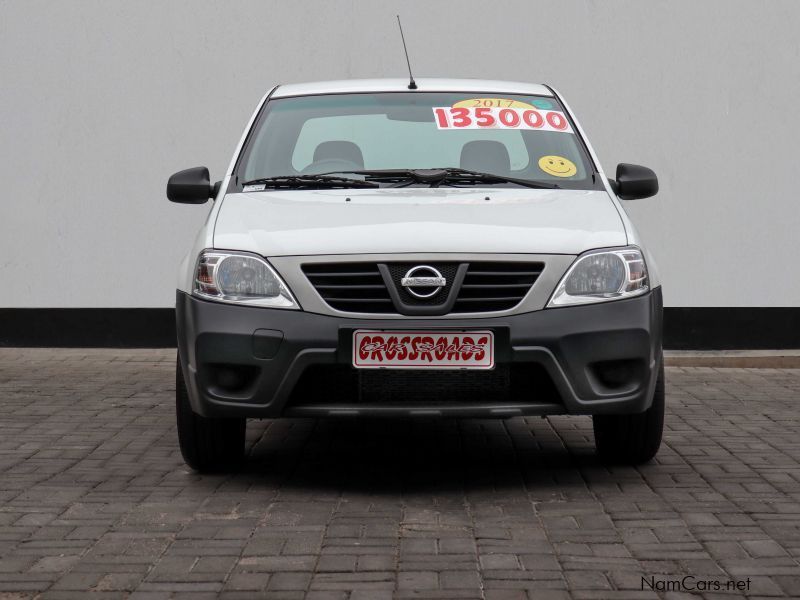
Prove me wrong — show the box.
[176,288,662,418]
[1,306,798,350]
[378,263,468,316]
[175,289,663,418]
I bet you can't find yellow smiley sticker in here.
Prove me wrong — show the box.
[538,155,577,178]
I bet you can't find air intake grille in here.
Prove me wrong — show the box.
[302,261,544,315]
[286,363,562,408]
[302,263,394,313]
[452,262,544,313]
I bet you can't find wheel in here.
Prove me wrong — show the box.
[176,357,246,472]
[592,361,665,464]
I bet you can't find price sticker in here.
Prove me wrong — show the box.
[432,106,573,133]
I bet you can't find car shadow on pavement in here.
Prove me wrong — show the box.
[235,416,643,494]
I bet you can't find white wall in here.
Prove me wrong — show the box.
[1,0,798,308]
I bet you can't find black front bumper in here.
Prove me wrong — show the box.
[176,288,663,419]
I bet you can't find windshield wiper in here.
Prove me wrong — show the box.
[316,168,559,189]
[242,174,378,189]
[437,168,560,189]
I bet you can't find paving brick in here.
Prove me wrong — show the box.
[397,571,438,589]
[316,554,357,572]
[356,554,394,571]
[741,539,789,558]
[265,571,312,591]
[349,591,393,600]
[480,553,521,570]
[440,569,482,589]
[222,572,270,591]
[305,591,349,600]
[237,555,316,572]
[484,590,529,600]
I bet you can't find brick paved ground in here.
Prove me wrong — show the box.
[1,349,799,599]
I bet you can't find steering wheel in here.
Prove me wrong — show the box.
[301,158,363,175]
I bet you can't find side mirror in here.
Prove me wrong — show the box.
[615,163,658,200]
[167,167,214,204]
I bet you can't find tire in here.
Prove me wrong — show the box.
[176,357,246,472]
[592,361,665,465]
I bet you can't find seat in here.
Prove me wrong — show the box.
[460,140,510,174]
[312,141,365,170]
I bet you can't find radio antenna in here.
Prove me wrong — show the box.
[396,15,417,90]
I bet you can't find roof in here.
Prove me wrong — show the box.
[271,78,553,98]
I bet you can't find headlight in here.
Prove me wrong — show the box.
[194,250,298,309]
[547,247,648,307]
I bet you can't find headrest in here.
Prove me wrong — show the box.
[460,140,511,174]
[313,141,364,169]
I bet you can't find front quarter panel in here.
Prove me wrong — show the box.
[549,86,661,289]
[176,176,229,294]
[611,203,661,289]
[176,87,276,294]
[176,209,216,294]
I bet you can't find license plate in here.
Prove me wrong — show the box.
[352,330,494,369]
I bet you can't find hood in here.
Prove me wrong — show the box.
[212,188,627,256]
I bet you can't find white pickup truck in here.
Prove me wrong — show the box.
[168,78,663,472]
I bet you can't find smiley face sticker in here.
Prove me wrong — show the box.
[538,155,577,178]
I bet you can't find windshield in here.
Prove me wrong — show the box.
[235,92,599,190]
